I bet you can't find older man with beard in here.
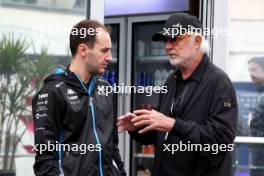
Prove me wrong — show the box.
[118,13,238,176]
[248,57,264,176]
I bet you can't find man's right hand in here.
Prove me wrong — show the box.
[117,112,137,132]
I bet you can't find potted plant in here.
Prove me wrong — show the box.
[0,34,57,175]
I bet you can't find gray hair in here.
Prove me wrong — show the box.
[190,33,210,55]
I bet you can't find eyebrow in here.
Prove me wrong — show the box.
[101,47,111,52]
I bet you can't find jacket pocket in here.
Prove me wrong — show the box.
[61,151,79,176]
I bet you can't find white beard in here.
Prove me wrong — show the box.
[169,57,184,67]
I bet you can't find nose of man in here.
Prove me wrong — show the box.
[103,50,112,61]
[105,54,112,62]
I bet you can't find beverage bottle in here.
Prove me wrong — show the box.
[110,71,117,86]
[137,40,145,57]
[112,42,117,58]
[143,72,147,87]
[114,71,118,85]
[150,42,154,56]
[151,73,154,86]
[161,70,169,85]
[158,42,164,56]
[103,70,110,82]
[146,72,154,86]
[138,72,146,86]
[137,72,141,86]
[161,42,166,55]
[145,73,150,86]
[137,72,142,86]
[150,41,159,56]
[154,70,161,86]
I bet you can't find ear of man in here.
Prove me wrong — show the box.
[193,35,202,49]
[77,43,90,58]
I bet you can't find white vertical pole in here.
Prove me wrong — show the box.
[87,0,105,23]
[211,0,229,71]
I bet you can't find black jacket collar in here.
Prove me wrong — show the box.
[174,54,210,82]
[190,54,210,82]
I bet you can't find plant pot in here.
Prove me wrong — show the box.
[0,170,16,176]
[24,0,37,4]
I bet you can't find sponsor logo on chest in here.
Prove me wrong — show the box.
[66,88,80,104]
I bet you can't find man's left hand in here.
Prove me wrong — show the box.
[132,109,175,134]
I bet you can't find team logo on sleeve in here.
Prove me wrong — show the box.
[223,101,232,108]
[38,93,48,99]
